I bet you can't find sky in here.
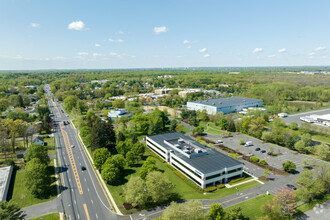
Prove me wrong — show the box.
[0,0,330,70]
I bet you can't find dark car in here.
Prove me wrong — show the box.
[255,147,261,151]
[286,184,296,190]
[261,150,266,153]
[267,152,271,155]
[81,166,86,171]
[67,121,70,124]
[63,121,66,125]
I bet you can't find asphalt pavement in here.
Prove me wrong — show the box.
[281,108,330,126]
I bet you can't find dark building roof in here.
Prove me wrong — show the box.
[33,136,44,142]
[147,132,242,174]
[188,96,263,108]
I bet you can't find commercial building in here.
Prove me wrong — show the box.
[107,109,131,120]
[146,132,243,189]
[0,166,13,201]
[187,96,263,115]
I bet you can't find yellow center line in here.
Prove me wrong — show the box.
[60,124,83,195]
[83,203,90,220]
[51,98,61,118]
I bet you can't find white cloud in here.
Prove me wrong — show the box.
[117,39,124,43]
[93,53,105,57]
[109,52,118,56]
[95,44,101,47]
[108,38,114,42]
[278,48,287,53]
[131,55,136,58]
[253,48,263,53]
[204,54,210,58]
[183,40,190,44]
[199,48,207,53]
[116,30,124,34]
[68,21,86,31]
[154,26,168,34]
[30,23,40,28]
[315,46,326,51]
[77,52,88,56]
[187,45,192,49]
[268,54,276,58]
[109,38,124,43]
[309,52,315,56]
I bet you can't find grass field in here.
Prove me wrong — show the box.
[107,150,261,214]
[225,194,274,219]
[199,121,224,135]
[29,213,60,220]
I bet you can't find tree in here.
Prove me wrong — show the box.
[219,118,228,130]
[162,200,207,220]
[139,157,157,179]
[208,203,228,220]
[188,116,199,127]
[239,139,245,145]
[146,171,174,204]
[76,100,87,114]
[175,123,185,134]
[117,131,126,143]
[282,161,296,173]
[101,163,120,184]
[126,151,135,166]
[107,154,126,172]
[93,148,111,170]
[249,117,266,138]
[273,188,297,217]
[228,207,248,220]
[192,125,205,136]
[124,176,148,207]
[113,99,125,108]
[63,95,79,112]
[25,143,50,165]
[90,119,116,151]
[131,142,145,162]
[0,201,26,220]
[169,120,178,132]
[116,140,133,157]
[24,158,50,197]
[289,122,298,130]
[2,118,23,153]
[264,167,270,179]
[315,143,330,161]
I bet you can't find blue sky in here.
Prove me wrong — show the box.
[0,0,329,70]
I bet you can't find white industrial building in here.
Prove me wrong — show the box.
[187,96,263,115]
[0,166,13,202]
[146,132,243,189]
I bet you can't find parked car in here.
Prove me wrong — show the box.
[267,152,271,155]
[286,184,296,190]
[244,141,253,147]
[246,153,254,157]
[261,150,266,153]
[217,140,223,144]
[255,147,261,151]
[71,145,75,148]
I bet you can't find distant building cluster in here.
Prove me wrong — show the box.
[146,132,243,189]
[300,114,330,127]
[187,96,263,115]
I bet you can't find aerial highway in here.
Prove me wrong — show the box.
[45,84,128,220]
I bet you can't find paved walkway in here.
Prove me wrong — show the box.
[22,197,59,219]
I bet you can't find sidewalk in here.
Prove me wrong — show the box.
[23,198,59,219]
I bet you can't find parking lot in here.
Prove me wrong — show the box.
[281,108,330,126]
[205,133,323,173]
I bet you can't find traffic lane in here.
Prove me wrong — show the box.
[67,125,130,220]
[281,108,330,126]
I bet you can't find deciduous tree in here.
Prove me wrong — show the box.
[124,176,148,207]
[0,201,26,220]
[25,143,50,165]
[146,171,174,204]
[93,148,111,170]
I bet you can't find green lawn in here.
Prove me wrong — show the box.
[182,126,192,133]
[9,158,58,208]
[29,213,60,220]
[107,150,261,214]
[225,194,274,219]
[295,194,330,214]
[199,121,224,135]
[311,134,330,144]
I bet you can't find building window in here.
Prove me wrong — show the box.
[147,140,166,154]
[171,163,201,186]
[205,173,221,180]
[171,157,201,179]
[206,182,214,188]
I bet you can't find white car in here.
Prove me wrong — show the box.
[217,140,223,144]
[71,145,75,148]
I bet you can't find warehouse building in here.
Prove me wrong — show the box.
[187,96,263,115]
[146,132,243,189]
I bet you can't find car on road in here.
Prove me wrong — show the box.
[261,150,266,153]
[63,121,67,125]
[255,147,261,151]
[217,140,223,143]
[71,145,75,148]
[286,184,296,190]
[81,166,86,171]
[67,121,70,124]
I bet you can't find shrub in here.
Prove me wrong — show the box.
[148,150,165,162]
[229,177,245,185]
[174,170,186,180]
[228,153,239,160]
[259,159,268,165]
[217,184,225,189]
[250,156,260,163]
[166,163,176,171]
[205,186,217,192]
[239,139,245,145]
[184,179,203,193]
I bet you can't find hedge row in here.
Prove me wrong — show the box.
[217,184,225,189]
[174,170,186,180]
[250,156,260,162]
[184,179,204,193]
[205,186,217,192]
[229,177,245,185]
[166,163,176,171]
[148,150,165,163]
[259,159,268,165]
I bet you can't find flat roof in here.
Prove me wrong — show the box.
[317,114,330,121]
[187,96,263,108]
[0,166,13,201]
[147,132,242,174]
